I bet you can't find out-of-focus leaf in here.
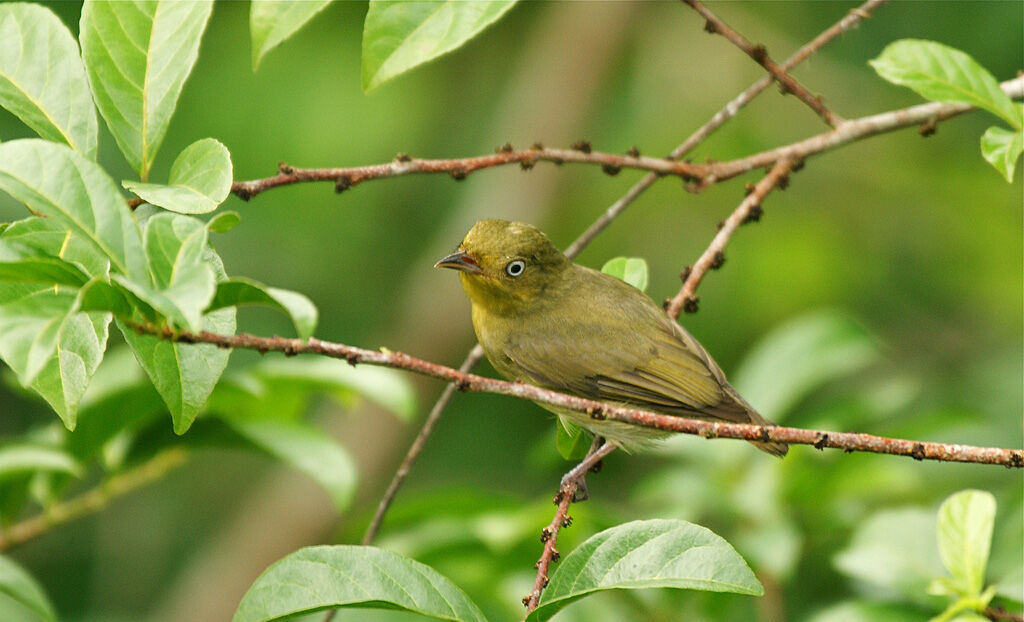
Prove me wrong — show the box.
[207,211,241,234]
[528,519,762,621]
[601,256,649,292]
[980,126,1022,183]
[123,138,233,214]
[233,545,487,622]
[0,4,97,158]
[935,490,996,597]
[555,418,590,460]
[0,140,147,280]
[80,0,214,179]
[869,40,1022,128]
[250,0,332,71]
[731,310,879,419]
[0,444,82,480]
[995,565,1023,604]
[224,418,356,512]
[834,508,942,604]
[362,1,518,92]
[0,555,57,622]
[807,601,930,622]
[207,277,317,339]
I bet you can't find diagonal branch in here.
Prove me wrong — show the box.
[683,0,844,128]
[128,322,1024,468]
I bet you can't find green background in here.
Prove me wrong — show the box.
[0,2,1020,621]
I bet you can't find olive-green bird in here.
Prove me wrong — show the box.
[435,219,787,457]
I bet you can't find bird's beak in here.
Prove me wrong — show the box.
[434,249,483,274]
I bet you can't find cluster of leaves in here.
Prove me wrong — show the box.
[870,39,1023,182]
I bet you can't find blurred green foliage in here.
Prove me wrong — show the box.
[0,1,1020,621]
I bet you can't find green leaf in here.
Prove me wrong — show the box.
[234,545,486,622]
[869,40,1022,129]
[732,310,879,419]
[250,0,332,71]
[807,601,929,622]
[0,140,147,280]
[995,565,1023,603]
[207,211,241,234]
[980,126,1023,183]
[80,0,214,179]
[528,519,762,621]
[0,217,111,278]
[122,138,233,214]
[555,418,591,460]
[362,0,518,92]
[0,4,97,158]
[834,508,942,604]
[601,256,649,292]
[223,418,356,512]
[0,555,57,622]
[118,306,234,435]
[208,277,317,339]
[0,284,79,386]
[0,444,82,480]
[115,213,216,331]
[936,490,996,597]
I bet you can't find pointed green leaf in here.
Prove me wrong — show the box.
[936,490,996,597]
[123,138,233,214]
[0,140,146,280]
[80,0,214,179]
[207,211,241,234]
[224,418,356,512]
[601,256,649,292]
[233,545,486,622]
[0,555,57,622]
[529,519,762,621]
[0,4,98,158]
[250,0,332,71]
[980,126,1023,183]
[362,0,518,92]
[869,40,1022,128]
[0,444,82,480]
[118,306,234,435]
[208,277,317,339]
[0,284,79,386]
[0,217,110,278]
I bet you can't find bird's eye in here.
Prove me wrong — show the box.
[505,259,526,277]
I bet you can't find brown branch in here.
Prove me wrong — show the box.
[683,0,844,128]
[665,159,795,318]
[128,323,1024,468]
[0,449,187,552]
[986,606,1024,622]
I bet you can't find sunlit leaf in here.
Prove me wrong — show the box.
[207,211,241,234]
[233,545,486,622]
[208,277,317,339]
[80,0,214,179]
[123,138,233,214]
[250,0,332,71]
[980,126,1022,183]
[0,4,97,158]
[0,444,82,480]
[0,217,110,278]
[601,256,649,292]
[528,519,762,621]
[869,39,1021,128]
[0,555,57,622]
[362,0,518,92]
[935,490,996,597]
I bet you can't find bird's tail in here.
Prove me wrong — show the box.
[747,410,788,457]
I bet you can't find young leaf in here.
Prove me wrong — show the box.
[601,256,649,292]
[207,211,241,234]
[0,555,57,622]
[0,140,147,281]
[250,0,332,71]
[0,444,83,480]
[980,126,1023,183]
[117,306,234,435]
[222,418,357,512]
[936,490,996,597]
[207,277,317,339]
[528,519,763,621]
[233,545,486,622]
[0,4,98,158]
[869,40,1022,129]
[80,0,214,179]
[362,0,518,92]
[122,138,233,214]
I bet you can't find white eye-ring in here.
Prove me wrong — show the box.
[505,259,526,277]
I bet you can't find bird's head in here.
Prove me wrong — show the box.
[435,219,570,314]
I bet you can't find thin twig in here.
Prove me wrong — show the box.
[0,449,188,551]
[665,159,795,318]
[127,322,1024,468]
[683,0,844,128]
